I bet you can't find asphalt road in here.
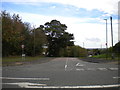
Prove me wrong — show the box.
[2,57,120,89]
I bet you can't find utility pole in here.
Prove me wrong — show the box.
[101,44,102,49]
[104,19,108,60]
[83,42,84,48]
[110,16,114,59]
[33,25,36,57]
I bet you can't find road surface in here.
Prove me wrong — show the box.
[2,57,120,89]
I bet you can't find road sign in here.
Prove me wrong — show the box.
[22,54,25,57]
[21,45,25,49]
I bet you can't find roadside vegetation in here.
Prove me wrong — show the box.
[90,42,120,60]
[2,56,42,66]
[92,54,119,60]
[1,10,119,66]
[1,10,87,65]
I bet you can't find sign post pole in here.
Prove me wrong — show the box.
[21,45,25,60]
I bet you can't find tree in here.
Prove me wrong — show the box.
[44,20,74,57]
[113,41,120,55]
[1,11,47,57]
[31,27,48,56]
[67,46,87,57]
[2,11,25,56]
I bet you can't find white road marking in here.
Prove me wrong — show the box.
[113,77,120,79]
[76,63,84,67]
[76,68,85,71]
[70,67,119,71]
[0,77,50,80]
[109,68,118,71]
[2,82,47,88]
[87,68,96,71]
[4,82,120,88]
[38,84,120,88]
[98,68,107,71]
[65,65,67,70]
[65,58,68,71]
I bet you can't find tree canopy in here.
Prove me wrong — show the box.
[2,11,88,57]
[1,10,47,56]
[113,41,120,54]
[43,20,74,56]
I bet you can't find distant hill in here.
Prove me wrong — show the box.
[86,48,106,50]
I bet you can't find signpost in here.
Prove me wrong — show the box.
[104,19,108,60]
[21,45,25,60]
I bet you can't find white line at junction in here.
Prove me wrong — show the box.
[113,77,120,79]
[2,82,47,88]
[3,82,120,88]
[35,84,120,88]
[87,68,96,71]
[0,77,50,80]
[76,68,85,71]
[97,68,108,71]
[109,68,118,70]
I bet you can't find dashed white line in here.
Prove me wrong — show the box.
[76,68,85,71]
[109,68,118,71]
[0,77,50,80]
[75,67,118,71]
[87,68,96,71]
[98,68,108,71]
[113,77,120,79]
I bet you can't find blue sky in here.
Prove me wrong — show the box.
[1,0,119,48]
[2,2,118,19]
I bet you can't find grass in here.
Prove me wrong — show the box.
[92,54,107,58]
[2,56,43,66]
[92,54,120,60]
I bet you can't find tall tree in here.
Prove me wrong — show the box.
[1,11,47,56]
[44,20,74,56]
[2,11,25,56]
[31,27,48,56]
[113,41,120,54]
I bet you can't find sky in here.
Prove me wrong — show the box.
[1,0,119,48]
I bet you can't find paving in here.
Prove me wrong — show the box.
[2,57,120,89]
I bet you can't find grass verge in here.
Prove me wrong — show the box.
[2,56,43,66]
[92,54,119,60]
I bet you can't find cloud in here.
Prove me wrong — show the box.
[86,38,101,42]
[2,0,119,15]
[50,5,56,9]
[9,11,117,48]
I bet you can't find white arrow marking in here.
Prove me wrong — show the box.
[65,65,67,69]
[76,63,84,67]
[65,59,68,71]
